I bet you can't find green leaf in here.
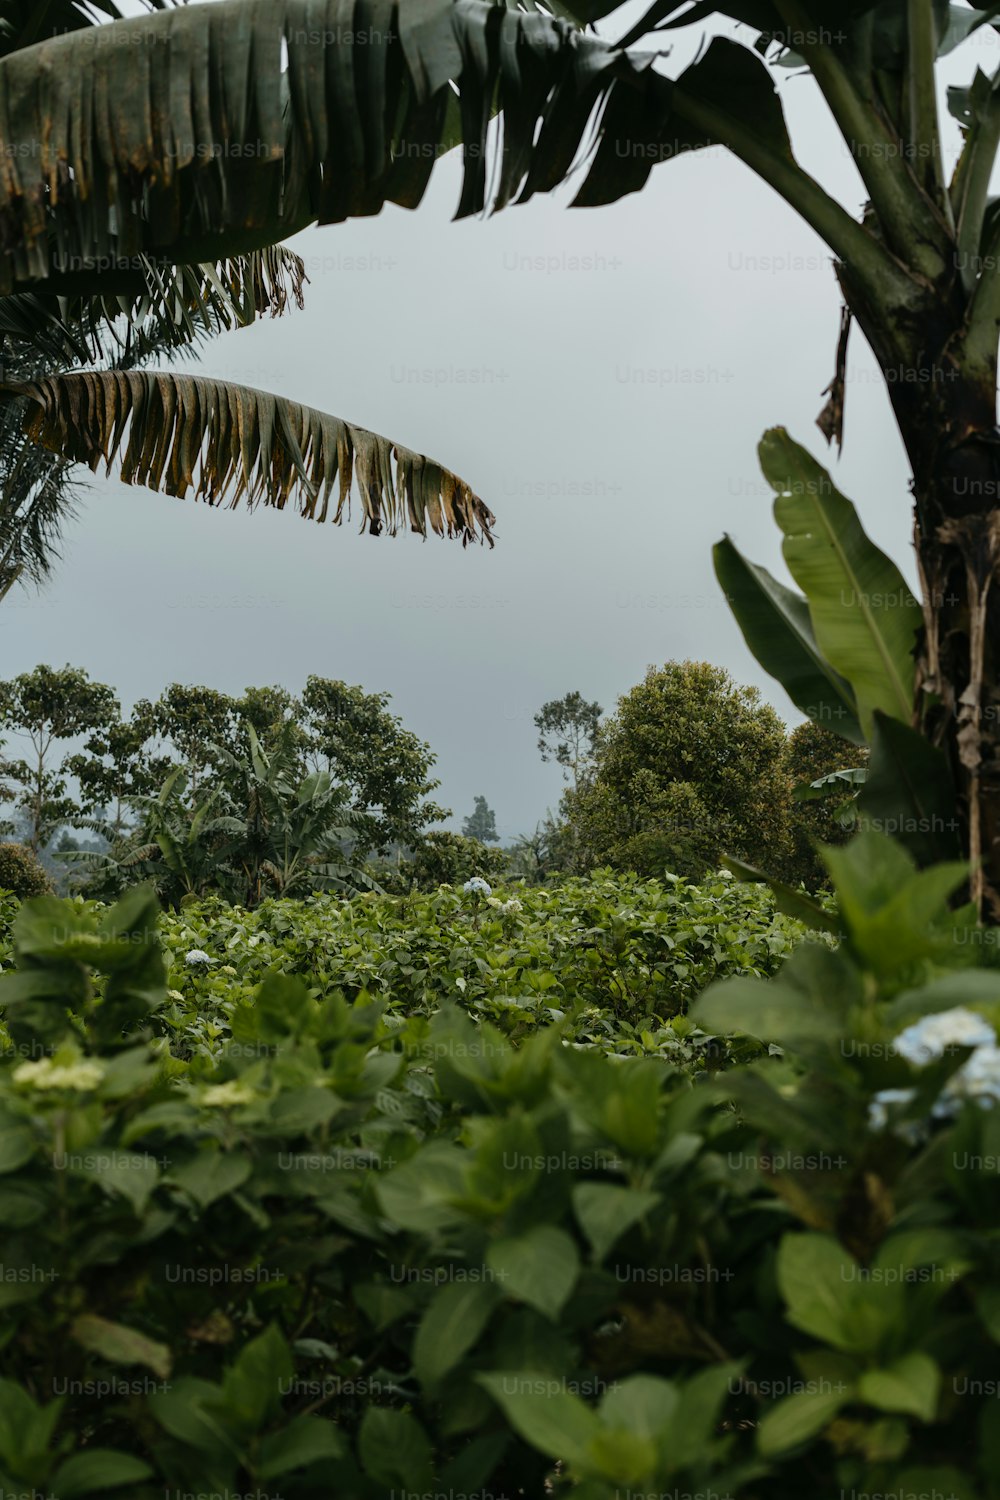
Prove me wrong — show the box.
[758,428,921,737]
[375,1141,469,1234]
[0,1123,35,1174]
[51,1450,154,1497]
[722,855,841,933]
[168,1151,253,1208]
[358,1408,433,1489]
[487,1226,580,1320]
[477,1372,599,1468]
[572,1183,660,1262]
[692,972,847,1051]
[413,1278,500,1389]
[777,1233,858,1348]
[71,1149,161,1215]
[757,1384,851,1456]
[857,711,961,866]
[220,1324,292,1430]
[714,535,863,744]
[258,1416,345,1479]
[822,832,969,974]
[858,1353,940,1421]
[70,1315,172,1380]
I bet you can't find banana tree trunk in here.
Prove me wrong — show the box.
[841,265,1000,917]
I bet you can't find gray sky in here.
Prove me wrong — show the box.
[3,6,997,841]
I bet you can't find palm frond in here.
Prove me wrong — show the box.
[0,249,308,377]
[5,371,495,545]
[0,397,80,595]
[0,0,675,292]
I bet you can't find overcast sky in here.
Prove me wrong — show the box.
[3,5,997,841]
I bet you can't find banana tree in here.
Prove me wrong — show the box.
[3,0,1000,907]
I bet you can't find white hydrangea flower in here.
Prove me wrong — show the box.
[486,896,523,915]
[892,1008,996,1066]
[219,965,238,976]
[200,1080,258,1108]
[933,1044,1000,1118]
[185,949,213,966]
[463,878,492,897]
[167,989,185,1002]
[867,1087,921,1142]
[13,1057,105,1093]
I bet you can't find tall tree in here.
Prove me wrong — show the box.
[462,795,500,843]
[534,693,603,793]
[301,677,448,856]
[67,700,172,841]
[562,661,793,880]
[0,665,117,849]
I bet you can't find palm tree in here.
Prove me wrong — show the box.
[4,0,1000,906]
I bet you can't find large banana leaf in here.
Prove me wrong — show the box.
[0,0,802,292]
[3,373,494,546]
[758,429,922,738]
[857,710,962,867]
[713,535,864,745]
[0,0,185,57]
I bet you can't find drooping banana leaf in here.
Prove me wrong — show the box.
[0,0,805,293]
[3,372,494,546]
[758,428,922,739]
[714,535,864,746]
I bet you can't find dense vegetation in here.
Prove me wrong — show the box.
[0,836,998,1498]
[3,1,1000,1495]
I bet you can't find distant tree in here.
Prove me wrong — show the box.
[561,661,793,881]
[211,724,374,907]
[0,841,52,898]
[67,700,171,840]
[301,677,447,856]
[534,692,602,792]
[148,685,239,795]
[0,665,117,850]
[462,795,499,844]
[395,831,508,892]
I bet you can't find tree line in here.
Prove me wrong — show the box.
[0,660,859,904]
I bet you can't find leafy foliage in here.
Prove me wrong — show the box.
[151,869,803,1062]
[0,841,52,899]
[0,832,997,1494]
[559,660,795,880]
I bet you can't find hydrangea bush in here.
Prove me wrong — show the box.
[0,836,997,1495]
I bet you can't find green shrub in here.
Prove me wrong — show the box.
[0,837,996,1497]
[0,841,52,899]
[385,829,510,891]
[154,869,804,1066]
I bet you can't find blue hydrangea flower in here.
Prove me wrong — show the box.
[185,948,213,965]
[892,1008,996,1066]
[463,877,492,897]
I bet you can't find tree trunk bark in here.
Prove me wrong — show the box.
[838,264,1000,918]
